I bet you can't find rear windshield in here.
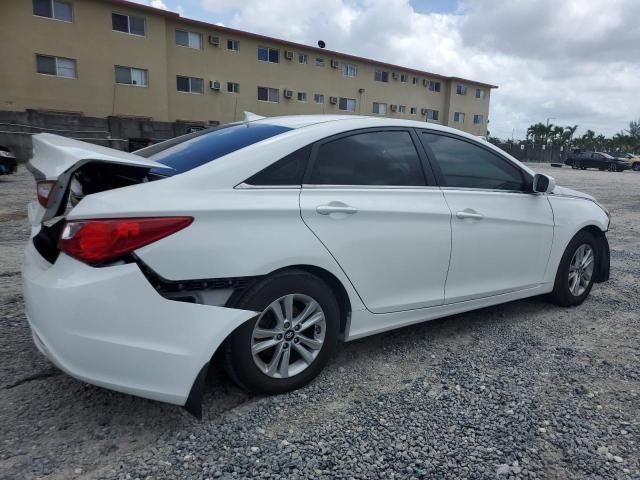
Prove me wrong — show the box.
[140,123,292,176]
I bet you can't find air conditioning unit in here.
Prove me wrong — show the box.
[392,72,399,80]
[284,89,293,99]
[209,80,221,91]
[421,108,428,115]
[390,104,398,112]
[208,35,219,46]
[329,96,338,104]
[330,59,339,69]
[423,79,428,87]
[284,50,294,60]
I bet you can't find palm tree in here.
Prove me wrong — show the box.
[562,125,578,146]
[526,123,547,144]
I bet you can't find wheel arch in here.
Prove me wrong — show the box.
[576,225,610,283]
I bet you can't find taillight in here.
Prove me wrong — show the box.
[37,180,57,207]
[57,217,193,264]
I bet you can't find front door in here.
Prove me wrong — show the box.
[300,129,452,313]
[419,131,555,303]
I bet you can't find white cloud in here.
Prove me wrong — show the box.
[199,0,640,139]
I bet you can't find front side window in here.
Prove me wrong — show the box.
[338,97,356,112]
[227,39,239,51]
[258,86,279,103]
[142,123,293,176]
[421,133,527,191]
[176,30,203,49]
[456,84,467,95]
[374,70,389,82]
[33,0,72,21]
[112,13,145,36]
[453,112,465,123]
[372,102,387,115]
[473,114,484,124]
[314,93,324,104]
[115,66,148,86]
[341,63,357,78]
[36,54,76,78]
[258,46,279,63]
[176,75,203,94]
[309,131,426,186]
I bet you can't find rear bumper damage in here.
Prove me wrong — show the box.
[22,241,256,415]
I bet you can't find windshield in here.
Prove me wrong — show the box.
[142,123,292,176]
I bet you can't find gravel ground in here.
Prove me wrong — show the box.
[1,164,638,480]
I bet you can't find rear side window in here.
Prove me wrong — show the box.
[245,145,311,186]
[309,131,426,186]
[145,123,291,176]
[421,133,527,191]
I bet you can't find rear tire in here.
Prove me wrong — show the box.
[574,160,581,170]
[608,163,617,172]
[225,270,340,394]
[550,231,598,307]
[633,163,640,171]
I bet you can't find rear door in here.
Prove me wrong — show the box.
[419,131,554,303]
[299,128,452,314]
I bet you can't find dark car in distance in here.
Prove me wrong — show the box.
[564,150,631,172]
[0,147,18,175]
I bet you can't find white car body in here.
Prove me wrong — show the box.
[22,115,610,414]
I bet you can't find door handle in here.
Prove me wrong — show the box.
[316,204,358,215]
[456,209,484,220]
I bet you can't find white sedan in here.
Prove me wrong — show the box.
[22,115,610,416]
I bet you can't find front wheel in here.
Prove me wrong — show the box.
[225,270,340,393]
[550,231,598,307]
[574,160,581,170]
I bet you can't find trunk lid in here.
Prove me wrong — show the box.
[27,133,172,226]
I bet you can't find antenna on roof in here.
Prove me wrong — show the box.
[317,40,326,49]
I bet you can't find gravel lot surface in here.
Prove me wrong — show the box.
[1,164,638,479]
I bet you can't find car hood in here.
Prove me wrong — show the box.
[552,185,595,201]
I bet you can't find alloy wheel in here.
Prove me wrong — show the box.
[568,244,594,296]
[251,294,326,379]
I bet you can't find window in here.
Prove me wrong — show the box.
[227,39,239,51]
[374,70,389,82]
[176,76,203,94]
[315,57,325,67]
[314,94,324,104]
[176,30,203,49]
[372,102,387,115]
[298,92,307,102]
[426,109,439,121]
[227,82,239,93]
[398,105,406,113]
[115,66,148,86]
[453,112,465,123]
[421,133,527,191]
[428,81,441,92]
[476,88,486,99]
[410,107,417,115]
[258,86,279,103]
[141,123,292,177]
[112,13,145,36]
[412,77,418,85]
[309,131,426,186]
[299,53,308,64]
[257,46,279,63]
[456,84,467,95]
[339,97,356,112]
[245,145,311,186]
[400,74,409,83]
[341,63,357,78]
[473,114,484,124]
[36,54,76,78]
[33,0,72,21]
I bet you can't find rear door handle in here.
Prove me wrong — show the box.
[456,209,484,220]
[316,203,358,215]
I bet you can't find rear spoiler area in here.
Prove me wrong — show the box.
[27,133,172,225]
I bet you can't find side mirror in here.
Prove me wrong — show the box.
[533,173,555,193]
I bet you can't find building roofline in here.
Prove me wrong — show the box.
[104,0,498,89]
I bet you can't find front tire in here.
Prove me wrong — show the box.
[608,163,617,172]
[550,231,598,307]
[225,270,340,394]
